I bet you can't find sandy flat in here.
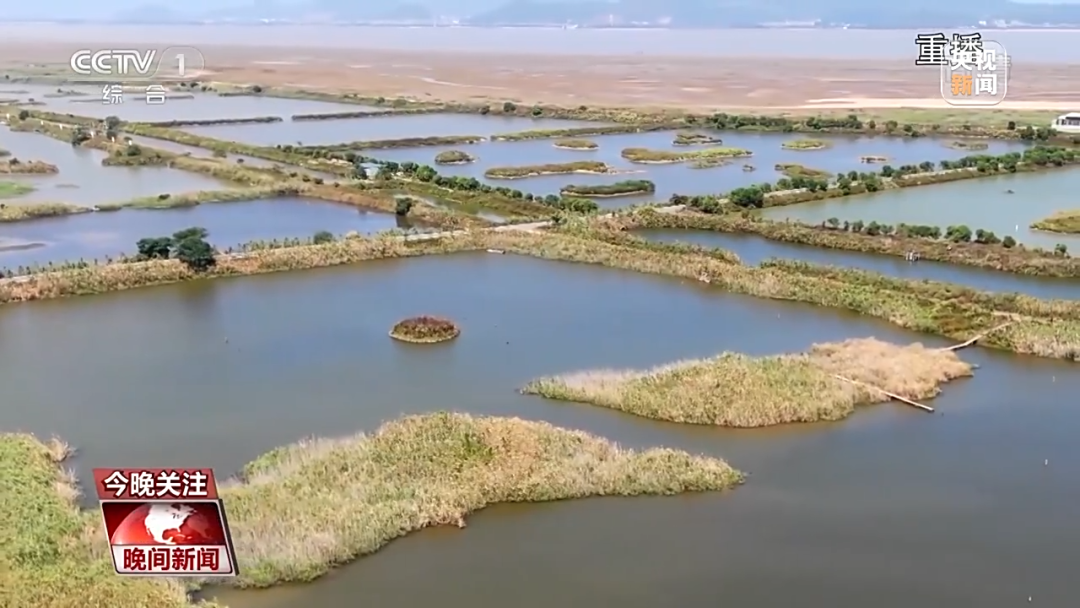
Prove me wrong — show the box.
[0,41,1076,111]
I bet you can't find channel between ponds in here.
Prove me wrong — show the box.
[1,253,1075,608]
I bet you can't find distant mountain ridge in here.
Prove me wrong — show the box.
[99,0,1080,27]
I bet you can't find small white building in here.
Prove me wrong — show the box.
[1051,112,1080,133]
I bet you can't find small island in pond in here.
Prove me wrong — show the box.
[946,140,989,151]
[673,132,722,146]
[553,138,598,150]
[0,158,59,174]
[0,181,34,198]
[389,316,461,343]
[434,150,477,165]
[620,147,751,164]
[782,138,831,150]
[860,155,889,163]
[560,179,656,197]
[484,160,618,179]
[1031,209,1080,234]
[774,163,832,179]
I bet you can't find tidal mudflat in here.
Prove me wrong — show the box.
[0,196,407,268]
[637,229,1079,300]
[182,114,612,146]
[762,169,1080,250]
[372,131,1029,207]
[0,253,1076,607]
[0,127,232,205]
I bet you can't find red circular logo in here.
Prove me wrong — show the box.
[110,503,225,545]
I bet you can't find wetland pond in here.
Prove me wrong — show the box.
[761,169,1080,250]
[183,114,612,145]
[370,130,1029,208]
[637,229,1079,300]
[0,127,232,205]
[0,254,1076,607]
[0,196,410,268]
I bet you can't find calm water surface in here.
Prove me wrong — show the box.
[638,229,1080,300]
[376,130,1027,208]
[762,169,1080,250]
[0,127,232,205]
[184,115,614,146]
[1,26,1076,61]
[0,254,1076,607]
[0,197,407,268]
[5,83,379,122]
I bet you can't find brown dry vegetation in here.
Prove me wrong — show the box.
[389,315,461,343]
[522,338,972,427]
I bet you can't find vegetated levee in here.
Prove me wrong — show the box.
[522,338,972,427]
[484,160,619,179]
[560,179,656,197]
[309,134,484,152]
[946,140,990,151]
[553,138,598,150]
[389,315,461,343]
[489,123,681,142]
[1031,209,1080,234]
[291,108,443,121]
[434,149,476,165]
[2,229,1078,360]
[673,132,722,146]
[144,116,283,127]
[623,209,1080,278]
[2,415,742,603]
[0,202,90,222]
[620,147,752,164]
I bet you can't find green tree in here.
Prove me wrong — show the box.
[174,233,216,271]
[395,197,414,216]
[312,230,334,244]
[70,127,91,146]
[1002,236,1016,248]
[1006,120,1016,130]
[1055,243,1069,256]
[135,236,173,260]
[173,227,208,242]
[17,109,29,121]
[502,101,517,113]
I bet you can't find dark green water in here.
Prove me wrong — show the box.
[637,229,1080,300]
[1,254,1076,607]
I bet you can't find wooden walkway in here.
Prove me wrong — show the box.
[832,374,935,412]
[941,320,1018,352]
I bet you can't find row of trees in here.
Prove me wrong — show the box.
[819,218,1069,255]
[691,112,1060,141]
[135,227,216,271]
[358,159,599,214]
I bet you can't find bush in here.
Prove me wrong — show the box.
[312,230,334,244]
[1002,235,1016,248]
[395,197,414,217]
[174,235,216,271]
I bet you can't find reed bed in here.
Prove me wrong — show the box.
[0,159,59,174]
[946,140,990,151]
[484,161,616,179]
[389,315,461,343]
[560,179,655,197]
[522,338,973,427]
[489,123,680,141]
[620,147,751,164]
[1,415,742,601]
[1031,209,1080,234]
[97,187,290,211]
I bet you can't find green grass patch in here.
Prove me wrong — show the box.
[0,180,33,198]
[560,179,655,197]
[774,163,833,179]
[0,202,89,222]
[523,338,972,427]
[781,138,831,150]
[945,140,990,151]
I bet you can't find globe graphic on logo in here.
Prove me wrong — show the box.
[110,503,224,545]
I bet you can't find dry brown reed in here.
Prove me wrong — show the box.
[522,338,973,427]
